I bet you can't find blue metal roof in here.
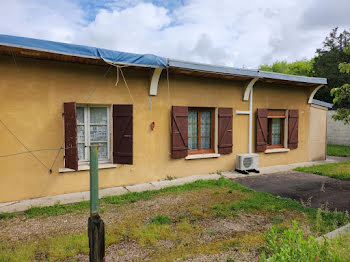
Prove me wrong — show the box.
[0,34,167,68]
[169,59,327,85]
[0,34,328,86]
[312,99,333,108]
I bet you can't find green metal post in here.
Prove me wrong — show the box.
[90,145,99,215]
[88,145,105,262]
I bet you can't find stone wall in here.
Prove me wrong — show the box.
[327,111,350,145]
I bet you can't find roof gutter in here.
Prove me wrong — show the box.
[168,59,327,85]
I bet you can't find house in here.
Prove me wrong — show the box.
[0,34,329,203]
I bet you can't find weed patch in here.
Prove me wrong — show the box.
[329,228,350,260]
[24,201,89,218]
[261,221,341,261]
[1,177,349,261]
[132,224,173,246]
[220,240,240,251]
[0,233,88,262]
[2,178,249,219]
[272,216,284,225]
[177,213,186,220]
[0,212,17,219]
[150,214,171,225]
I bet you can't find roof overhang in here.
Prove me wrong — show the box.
[168,59,327,87]
[0,34,328,88]
[0,34,167,68]
[312,99,333,109]
[0,44,108,66]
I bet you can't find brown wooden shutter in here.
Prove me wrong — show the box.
[288,109,299,149]
[171,106,188,158]
[64,102,78,171]
[256,108,268,152]
[113,105,133,164]
[218,108,233,154]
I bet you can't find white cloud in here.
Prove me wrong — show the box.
[75,3,171,53]
[301,0,350,30]
[1,0,349,68]
[0,0,85,42]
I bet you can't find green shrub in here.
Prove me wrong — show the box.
[260,221,341,262]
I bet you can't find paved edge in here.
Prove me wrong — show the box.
[0,174,221,213]
[0,156,347,213]
[316,223,350,243]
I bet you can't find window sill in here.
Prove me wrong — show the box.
[59,163,117,173]
[185,153,220,160]
[264,148,290,154]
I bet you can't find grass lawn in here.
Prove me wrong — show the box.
[295,160,350,180]
[330,228,350,260]
[327,144,350,157]
[0,178,349,261]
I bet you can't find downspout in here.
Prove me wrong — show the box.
[239,77,259,154]
[249,87,253,154]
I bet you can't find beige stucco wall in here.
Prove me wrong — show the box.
[308,104,327,161]
[0,55,313,202]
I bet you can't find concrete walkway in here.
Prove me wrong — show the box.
[0,156,347,213]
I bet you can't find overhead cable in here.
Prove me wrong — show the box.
[0,120,50,170]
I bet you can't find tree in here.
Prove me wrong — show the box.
[331,44,350,124]
[259,28,350,110]
[312,27,350,106]
[259,59,313,77]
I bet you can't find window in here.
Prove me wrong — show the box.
[256,108,299,153]
[267,110,285,149]
[188,108,215,154]
[77,105,110,162]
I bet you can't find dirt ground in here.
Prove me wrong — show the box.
[234,171,350,212]
[0,183,314,262]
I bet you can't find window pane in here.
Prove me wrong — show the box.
[91,142,108,159]
[200,111,211,149]
[90,107,107,124]
[271,118,281,145]
[77,107,84,124]
[188,110,198,150]
[90,125,108,142]
[77,125,85,143]
[78,143,85,160]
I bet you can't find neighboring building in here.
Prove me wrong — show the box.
[327,110,350,146]
[0,35,328,203]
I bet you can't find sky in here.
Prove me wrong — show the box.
[1,0,350,69]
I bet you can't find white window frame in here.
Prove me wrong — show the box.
[77,105,111,164]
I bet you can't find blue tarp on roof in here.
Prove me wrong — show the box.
[0,34,167,68]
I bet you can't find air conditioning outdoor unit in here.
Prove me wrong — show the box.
[235,153,259,174]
